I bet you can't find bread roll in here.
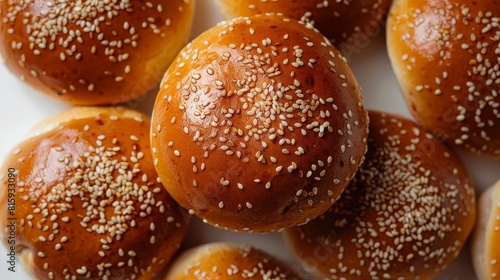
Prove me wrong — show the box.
[0,107,190,280]
[164,242,302,279]
[472,179,500,280]
[0,0,195,105]
[151,15,369,233]
[387,0,500,157]
[214,0,391,49]
[284,111,476,279]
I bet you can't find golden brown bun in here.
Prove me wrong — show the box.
[214,0,391,49]
[0,107,190,280]
[164,242,303,279]
[387,0,500,157]
[284,111,476,279]
[472,179,500,280]
[0,0,195,105]
[151,15,369,233]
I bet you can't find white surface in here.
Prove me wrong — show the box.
[0,1,498,279]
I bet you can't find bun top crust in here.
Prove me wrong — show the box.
[284,111,476,280]
[0,0,195,105]
[151,15,368,233]
[215,0,391,49]
[0,107,190,280]
[472,179,500,280]
[165,242,303,280]
[387,0,500,157]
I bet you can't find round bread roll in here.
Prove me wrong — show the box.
[164,242,303,279]
[151,15,369,233]
[214,0,391,49]
[0,0,195,105]
[387,0,500,157]
[472,179,500,280]
[0,107,190,280]
[284,111,476,279]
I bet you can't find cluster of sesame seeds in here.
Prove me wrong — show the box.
[152,15,368,231]
[178,244,295,280]
[298,0,366,26]
[2,0,188,94]
[292,113,475,279]
[13,115,182,279]
[394,1,500,155]
[241,0,388,45]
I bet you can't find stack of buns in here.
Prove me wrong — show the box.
[0,0,497,279]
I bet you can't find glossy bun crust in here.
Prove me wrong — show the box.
[387,0,500,157]
[151,15,368,233]
[0,0,195,105]
[164,242,302,280]
[214,0,391,48]
[472,179,500,280]
[0,107,190,280]
[284,111,476,279]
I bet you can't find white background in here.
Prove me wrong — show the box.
[1,1,499,279]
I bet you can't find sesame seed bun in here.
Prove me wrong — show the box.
[213,0,391,48]
[387,0,500,157]
[164,242,303,279]
[0,107,190,279]
[0,0,195,105]
[283,111,477,279]
[471,179,500,280]
[151,15,369,233]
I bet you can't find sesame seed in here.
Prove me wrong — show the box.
[76,267,87,275]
